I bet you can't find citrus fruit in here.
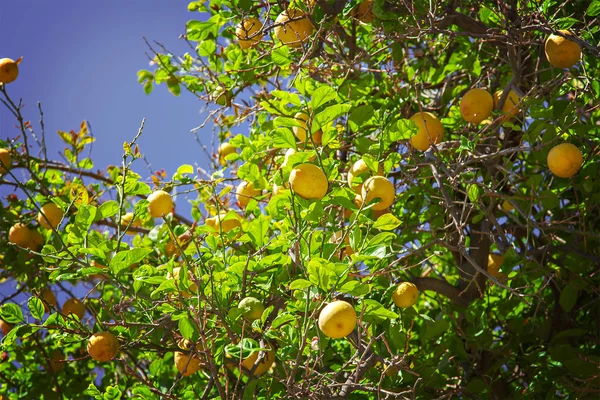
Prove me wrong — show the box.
[547,143,583,178]
[0,58,19,84]
[49,350,64,372]
[409,112,444,151]
[0,319,12,335]
[87,332,120,362]
[460,88,494,124]
[37,202,63,230]
[353,0,375,23]
[218,142,236,165]
[274,9,313,47]
[41,288,57,312]
[120,212,142,233]
[238,296,265,321]
[361,176,395,211]
[236,181,262,209]
[206,211,242,235]
[545,30,581,69]
[8,223,32,247]
[493,89,520,121]
[236,17,264,49]
[330,231,354,259]
[0,148,12,174]
[487,253,504,277]
[62,298,86,320]
[392,282,419,308]
[292,111,322,145]
[148,190,174,218]
[174,350,203,376]
[288,163,328,200]
[318,300,357,339]
[241,349,275,376]
[348,159,383,193]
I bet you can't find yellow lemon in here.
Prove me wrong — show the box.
[41,288,57,312]
[493,89,520,121]
[0,58,19,84]
[0,148,12,174]
[487,253,504,277]
[62,298,86,320]
[120,212,142,234]
[218,142,237,165]
[37,202,63,230]
[288,163,328,200]
[167,266,198,297]
[361,176,395,211]
[236,181,262,209]
[272,182,289,196]
[392,282,418,308]
[174,351,203,376]
[547,143,583,178]
[87,332,120,362]
[8,223,32,247]
[206,211,242,235]
[236,17,263,49]
[460,89,494,124]
[318,300,357,339]
[274,9,313,47]
[238,297,265,321]
[409,112,444,151]
[292,112,322,145]
[545,30,581,69]
[49,350,65,372]
[0,319,12,335]
[148,190,174,218]
[348,159,383,193]
[352,0,375,23]
[240,349,275,376]
[330,231,354,259]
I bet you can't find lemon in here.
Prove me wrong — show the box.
[409,112,444,151]
[318,300,357,339]
[206,211,242,235]
[8,223,32,247]
[288,163,328,200]
[460,89,494,124]
[41,288,57,312]
[240,349,275,376]
[274,9,313,47]
[0,58,19,84]
[49,350,65,372]
[62,298,86,320]
[238,297,265,321]
[87,332,120,362]
[547,143,583,178]
[37,202,63,230]
[330,231,354,259]
[120,212,142,234]
[174,351,203,376]
[493,89,520,121]
[392,282,418,308]
[292,112,322,145]
[352,0,375,23]
[236,181,262,209]
[218,142,237,165]
[0,319,12,335]
[148,190,174,218]
[236,17,263,49]
[545,30,581,69]
[0,148,12,174]
[361,176,395,211]
[348,159,383,193]
[487,253,504,277]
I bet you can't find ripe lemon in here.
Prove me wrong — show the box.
[361,176,395,211]
[292,112,322,145]
[392,282,418,308]
[318,300,357,339]
[0,319,12,335]
[236,17,263,49]
[238,296,265,321]
[409,112,444,151]
[206,211,242,235]
[120,212,142,234]
[272,182,289,196]
[547,143,583,178]
[29,229,45,251]
[62,298,86,320]
[174,350,203,376]
[0,58,19,84]
[236,181,262,209]
[8,223,32,247]
[148,190,174,218]
[487,253,504,277]
[352,0,375,23]
[348,159,383,193]
[87,331,120,362]
[167,266,198,297]
[0,148,12,174]
[37,202,63,230]
[545,30,581,69]
[460,89,494,124]
[274,9,313,47]
[493,89,520,121]
[49,350,65,372]
[330,231,354,259]
[41,288,57,312]
[241,349,275,376]
[288,163,328,200]
[218,142,237,165]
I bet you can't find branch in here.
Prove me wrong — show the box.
[412,277,469,307]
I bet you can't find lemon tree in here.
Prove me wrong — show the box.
[1,0,599,399]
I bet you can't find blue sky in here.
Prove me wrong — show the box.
[1,0,214,210]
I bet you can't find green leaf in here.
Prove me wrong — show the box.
[312,104,352,132]
[540,190,560,210]
[0,303,24,324]
[167,78,181,97]
[339,280,371,296]
[373,214,401,230]
[289,279,312,290]
[272,90,301,106]
[104,385,122,400]
[76,204,97,232]
[271,128,297,149]
[467,184,483,203]
[96,200,119,221]
[587,0,600,16]
[361,299,398,323]
[85,383,103,400]
[311,86,336,110]
[178,316,198,341]
[110,248,153,275]
[559,281,579,312]
[271,46,291,67]
[307,258,336,292]
[28,297,45,320]
[247,214,270,248]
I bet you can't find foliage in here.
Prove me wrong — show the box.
[1,0,600,399]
